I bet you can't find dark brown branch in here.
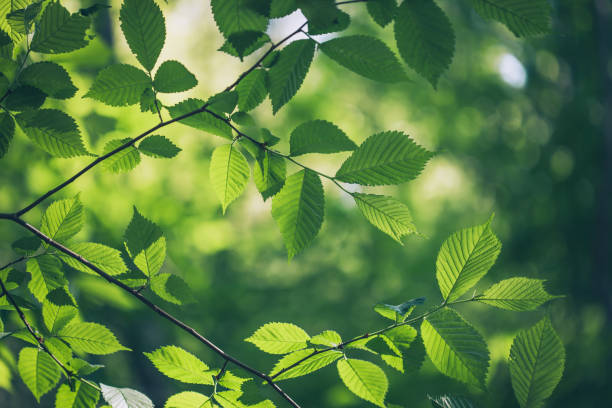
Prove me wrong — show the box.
[7,217,300,408]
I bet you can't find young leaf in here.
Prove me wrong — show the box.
[354,193,417,243]
[290,120,356,156]
[154,60,198,93]
[41,195,83,243]
[394,0,455,87]
[100,384,154,408]
[509,317,565,408]
[320,35,407,83]
[421,308,489,388]
[479,277,561,311]
[271,169,324,259]
[253,150,286,200]
[167,98,233,139]
[55,381,100,408]
[374,297,425,321]
[59,242,128,276]
[270,349,342,381]
[469,0,552,37]
[337,359,388,407]
[26,256,67,303]
[46,286,76,307]
[101,139,142,173]
[245,322,310,354]
[310,330,342,347]
[336,131,433,186]
[42,300,77,334]
[0,111,14,158]
[19,61,77,99]
[144,345,213,384]
[236,69,268,112]
[210,144,250,214]
[165,391,212,408]
[220,31,270,60]
[18,347,61,402]
[211,0,269,38]
[367,0,397,27]
[436,217,501,302]
[150,273,195,305]
[139,135,181,158]
[429,394,477,408]
[30,2,89,54]
[85,64,151,107]
[120,0,166,71]
[124,207,166,277]
[58,322,130,355]
[16,109,90,157]
[269,39,315,114]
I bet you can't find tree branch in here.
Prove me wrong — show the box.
[5,217,301,407]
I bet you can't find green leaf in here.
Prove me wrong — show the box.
[120,0,166,71]
[236,69,268,112]
[231,111,255,127]
[509,317,565,408]
[290,120,356,156]
[245,322,310,354]
[354,194,417,243]
[139,135,181,158]
[42,300,77,334]
[55,381,100,408]
[101,138,141,173]
[270,0,298,18]
[270,349,342,381]
[429,395,477,408]
[224,30,269,60]
[469,0,552,37]
[0,111,14,158]
[101,384,153,408]
[144,345,213,384]
[211,0,269,38]
[85,64,151,107]
[374,297,425,321]
[165,392,213,408]
[19,61,77,99]
[46,286,76,307]
[167,98,233,139]
[207,91,238,114]
[60,242,128,276]
[69,358,104,376]
[253,149,286,200]
[421,308,489,388]
[367,0,397,27]
[16,109,90,157]
[18,347,61,402]
[150,273,195,305]
[336,131,433,186]
[271,169,324,259]
[394,0,455,87]
[479,277,561,311]
[269,39,315,114]
[0,0,33,41]
[26,256,66,302]
[58,322,130,355]
[124,207,166,277]
[140,87,157,113]
[12,236,41,255]
[41,195,83,243]
[30,2,90,54]
[320,35,407,83]
[4,85,46,111]
[210,144,250,213]
[436,217,501,302]
[337,359,388,407]
[5,3,40,35]
[299,0,350,35]
[310,330,342,347]
[154,60,197,93]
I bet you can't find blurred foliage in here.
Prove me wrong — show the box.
[1,0,610,407]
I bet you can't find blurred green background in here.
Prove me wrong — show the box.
[1,0,610,406]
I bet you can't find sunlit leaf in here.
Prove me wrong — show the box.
[479,277,561,311]
[120,0,166,71]
[55,381,100,408]
[139,135,181,158]
[85,64,151,107]
[58,322,130,355]
[269,39,315,113]
[18,347,61,402]
[124,207,166,277]
[337,358,388,407]
[30,2,89,54]
[246,322,310,354]
[144,345,213,384]
[210,144,250,214]
[154,60,197,93]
